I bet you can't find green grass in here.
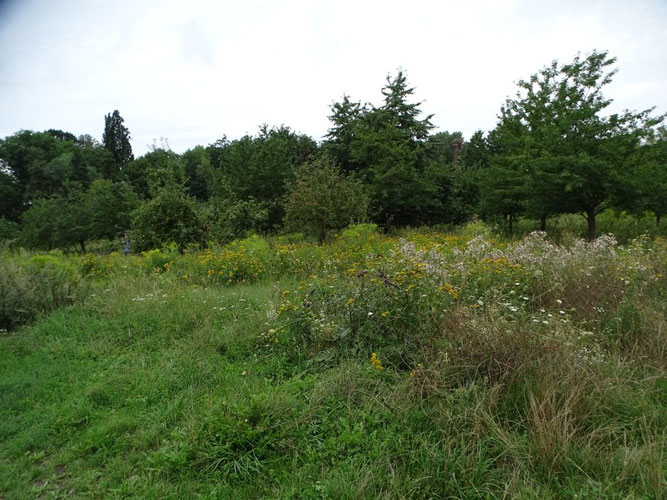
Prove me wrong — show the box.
[1,229,665,498]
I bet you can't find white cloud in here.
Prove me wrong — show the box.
[0,0,665,155]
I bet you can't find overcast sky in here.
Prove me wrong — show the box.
[0,0,665,155]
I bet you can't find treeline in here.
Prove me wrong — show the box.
[0,50,664,251]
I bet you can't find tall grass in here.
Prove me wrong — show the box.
[0,225,664,497]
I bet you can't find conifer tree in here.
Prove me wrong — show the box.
[103,110,134,168]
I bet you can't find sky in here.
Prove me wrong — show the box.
[0,0,665,155]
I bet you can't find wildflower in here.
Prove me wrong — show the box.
[370,352,384,371]
[346,298,355,306]
[381,311,389,317]
[368,312,373,316]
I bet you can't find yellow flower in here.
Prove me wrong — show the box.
[381,311,389,317]
[346,298,355,306]
[370,352,384,371]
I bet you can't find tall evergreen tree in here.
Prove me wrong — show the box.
[103,110,134,168]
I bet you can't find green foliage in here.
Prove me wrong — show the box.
[122,147,184,200]
[20,195,90,251]
[131,186,203,252]
[324,71,441,227]
[0,171,23,221]
[339,223,379,243]
[284,158,368,242]
[103,110,134,167]
[490,50,662,240]
[0,254,83,330]
[208,126,317,229]
[0,129,111,210]
[204,175,268,244]
[86,179,139,241]
[0,217,20,241]
[630,125,667,225]
[181,146,213,200]
[0,230,665,497]
[141,248,176,273]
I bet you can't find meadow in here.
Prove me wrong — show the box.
[0,221,665,498]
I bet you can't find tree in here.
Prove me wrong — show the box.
[131,186,203,252]
[182,146,213,200]
[20,195,89,251]
[284,158,368,242]
[122,147,183,199]
[205,173,268,243]
[494,51,660,240]
[103,110,134,168]
[323,95,369,174]
[630,126,667,226]
[0,130,107,210]
[323,71,438,227]
[209,126,317,229]
[0,170,23,221]
[85,179,139,241]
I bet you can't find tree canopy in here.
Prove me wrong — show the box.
[485,50,661,239]
[1,52,664,251]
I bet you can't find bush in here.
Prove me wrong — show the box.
[0,217,20,242]
[131,187,203,252]
[0,254,84,330]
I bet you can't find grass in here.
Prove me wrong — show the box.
[0,225,665,498]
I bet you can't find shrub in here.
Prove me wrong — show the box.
[0,217,20,242]
[0,254,84,330]
[131,187,204,252]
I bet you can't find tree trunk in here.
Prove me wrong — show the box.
[657,213,662,228]
[80,240,86,253]
[540,214,547,232]
[586,208,596,241]
[508,213,514,237]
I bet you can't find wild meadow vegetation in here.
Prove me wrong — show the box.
[1,221,665,498]
[1,49,666,497]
